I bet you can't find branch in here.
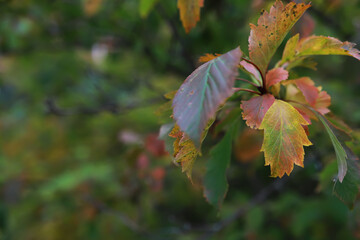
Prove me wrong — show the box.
[233,88,261,95]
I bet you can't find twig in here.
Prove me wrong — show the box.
[233,87,261,95]
[236,78,259,87]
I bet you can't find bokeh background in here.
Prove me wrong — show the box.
[0,0,359,239]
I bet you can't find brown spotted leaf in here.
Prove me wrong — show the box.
[248,1,310,76]
[296,36,360,60]
[178,0,204,33]
[172,47,242,148]
[279,35,360,69]
[259,100,312,178]
[241,94,275,129]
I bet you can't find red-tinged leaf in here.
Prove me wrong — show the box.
[241,94,275,129]
[314,90,331,115]
[296,36,360,60]
[294,107,311,125]
[259,100,312,178]
[178,0,204,33]
[240,60,262,84]
[172,47,242,147]
[288,77,319,105]
[198,53,221,63]
[283,79,331,116]
[248,1,310,76]
[265,67,288,88]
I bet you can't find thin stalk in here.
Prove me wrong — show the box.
[233,88,261,95]
[236,78,259,88]
[241,58,267,93]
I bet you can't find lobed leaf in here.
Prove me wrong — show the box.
[248,1,310,76]
[204,120,239,209]
[241,94,275,129]
[178,0,204,33]
[172,47,242,148]
[259,100,312,178]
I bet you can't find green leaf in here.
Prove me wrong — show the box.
[313,110,348,182]
[334,148,360,209]
[139,0,159,18]
[203,120,239,208]
[172,47,242,148]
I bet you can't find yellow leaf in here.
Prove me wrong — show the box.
[169,124,200,179]
[178,0,204,33]
[259,100,312,177]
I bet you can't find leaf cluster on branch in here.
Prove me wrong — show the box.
[160,1,360,209]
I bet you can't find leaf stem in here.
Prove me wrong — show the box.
[241,58,267,91]
[236,78,259,87]
[233,88,261,95]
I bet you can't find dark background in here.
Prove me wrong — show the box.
[0,0,359,239]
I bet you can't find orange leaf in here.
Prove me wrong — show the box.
[266,67,288,88]
[259,100,312,178]
[248,1,310,76]
[241,94,275,129]
[178,0,204,33]
[198,53,221,63]
[287,77,319,105]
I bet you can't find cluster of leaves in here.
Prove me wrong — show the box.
[163,1,360,208]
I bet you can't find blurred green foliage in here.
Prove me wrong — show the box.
[0,0,359,239]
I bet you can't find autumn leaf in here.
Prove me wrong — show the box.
[198,53,221,63]
[284,78,331,117]
[259,100,312,178]
[204,120,239,209]
[296,36,360,60]
[279,35,360,69]
[248,1,310,76]
[172,47,242,147]
[169,124,200,179]
[241,94,275,129]
[178,0,204,33]
[265,67,288,88]
[287,77,319,105]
